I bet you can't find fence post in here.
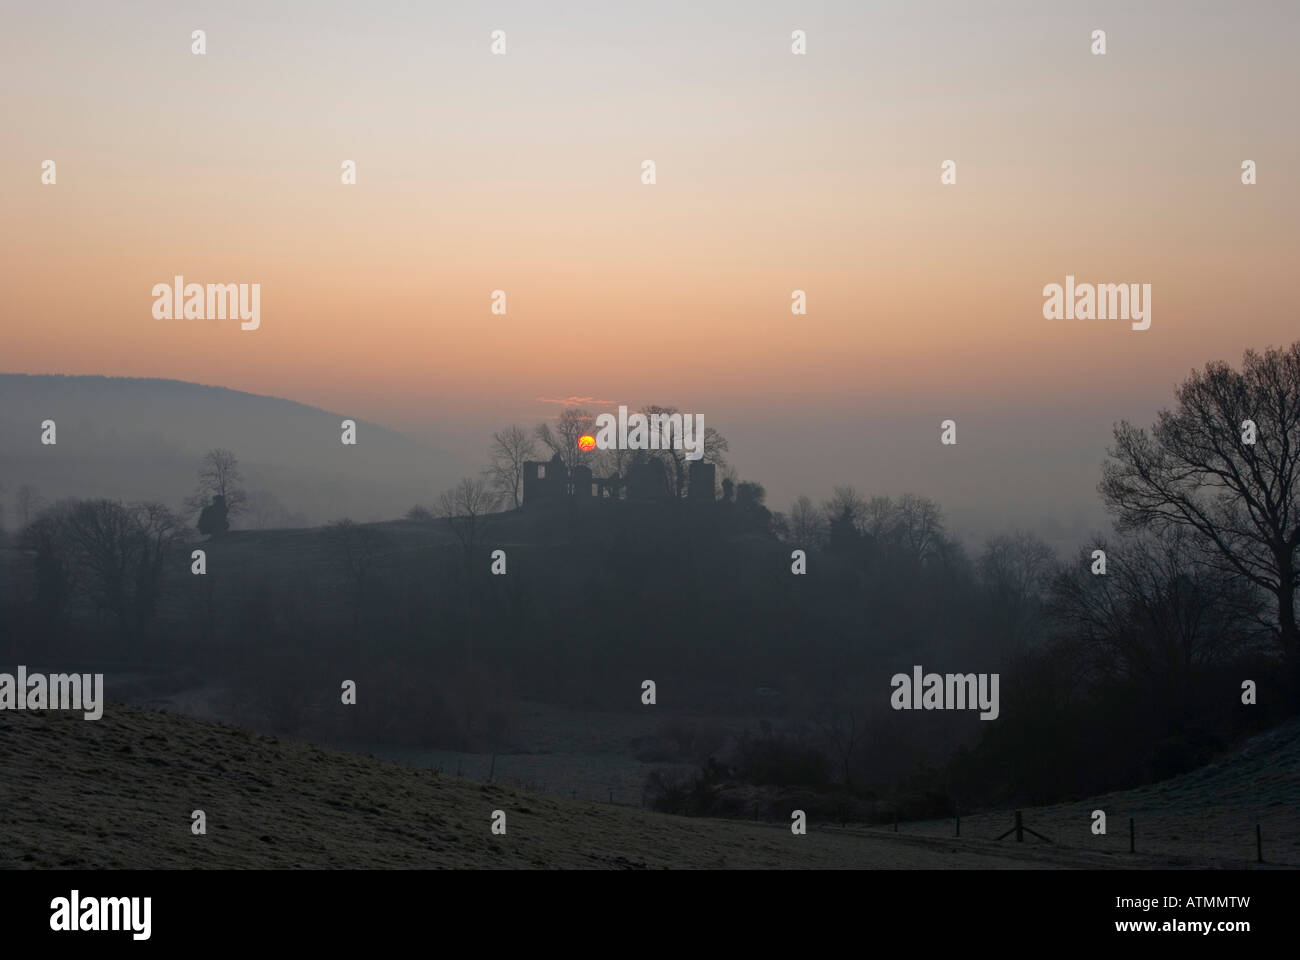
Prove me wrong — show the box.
[955,815,960,838]
[1129,817,1135,854]
[1257,824,1263,864]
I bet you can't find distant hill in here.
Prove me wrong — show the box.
[0,374,458,526]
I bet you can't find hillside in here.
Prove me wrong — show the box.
[2,704,1294,869]
[900,718,1300,867]
[0,374,457,525]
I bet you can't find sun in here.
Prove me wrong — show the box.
[577,434,596,452]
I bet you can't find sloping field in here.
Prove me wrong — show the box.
[900,718,1300,867]
[1,705,1295,869]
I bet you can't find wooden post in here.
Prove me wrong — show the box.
[1129,817,1135,854]
[1257,824,1263,863]
[955,815,960,838]
[609,788,614,804]
[1015,810,1024,842]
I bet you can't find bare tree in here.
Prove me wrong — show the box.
[536,408,596,475]
[15,484,44,529]
[1101,343,1300,660]
[640,405,729,498]
[19,502,76,631]
[437,478,500,562]
[893,493,947,562]
[1049,529,1267,703]
[485,425,537,509]
[789,495,825,548]
[817,700,864,789]
[131,502,186,634]
[59,499,183,638]
[186,448,248,522]
[977,531,1057,656]
[822,486,867,531]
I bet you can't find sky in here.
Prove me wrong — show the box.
[2,0,1297,550]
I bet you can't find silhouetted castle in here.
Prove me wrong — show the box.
[522,452,715,506]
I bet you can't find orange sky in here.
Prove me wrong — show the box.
[2,0,1297,542]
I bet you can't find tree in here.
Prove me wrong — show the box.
[485,426,537,509]
[822,486,867,532]
[197,495,230,538]
[187,448,248,524]
[16,484,44,529]
[59,499,183,639]
[1048,529,1266,707]
[977,531,1057,657]
[816,700,864,790]
[789,495,825,548]
[19,503,75,632]
[535,408,595,475]
[437,478,499,562]
[1101,344,1300,662]
[639,405,729,499]
[131,502,186,636]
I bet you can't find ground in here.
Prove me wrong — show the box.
[3,705,1295,869]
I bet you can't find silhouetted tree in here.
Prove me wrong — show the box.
[1049,528,1267,715]
[822,486,867,533]
[15,484,43,529]
[437,478,499,563]
[977,531,1056,657]
[19,503,74,634]
[1101,344,1300,663]
[186,448,248,524]
[486,425,537,509]
[197,495,230,538]
[536,408,595,475]
[59,499,183,639]
[788,495,825,548]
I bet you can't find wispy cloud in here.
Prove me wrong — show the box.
[535,396,619,407]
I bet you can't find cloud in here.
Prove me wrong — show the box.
[535,396,619,407]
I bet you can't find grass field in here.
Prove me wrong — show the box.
[3,704,1295,869]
